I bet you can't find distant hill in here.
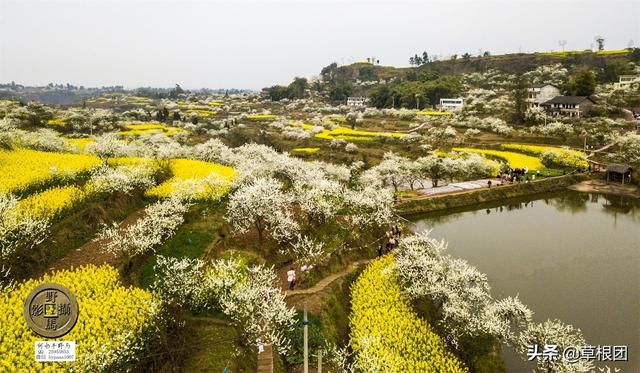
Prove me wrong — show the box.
[330,49,640,85]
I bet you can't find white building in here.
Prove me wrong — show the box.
[526,84,561,109]
[438,98,464,111]
[616,75,640,89]
[347,97,368,106]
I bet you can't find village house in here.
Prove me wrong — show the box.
[346,96,368,106]
[541,96,596,118]
[615,75,640,89]
[526,84,561,109]
[438,98,464,111]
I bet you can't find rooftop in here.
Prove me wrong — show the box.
[542,96,596,105]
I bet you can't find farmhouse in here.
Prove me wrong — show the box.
[616,75,640,89]
[541,96,596,118]
[526,84,560,109]
[438,98,464,111]
[347,96,368,106]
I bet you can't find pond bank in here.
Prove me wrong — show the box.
[568,179,640,198]
[396,174,589,216]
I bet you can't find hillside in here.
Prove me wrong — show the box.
[331,49,640,86]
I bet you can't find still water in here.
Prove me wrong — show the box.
[410,191,640,372]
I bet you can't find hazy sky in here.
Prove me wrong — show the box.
[1,0,638,90]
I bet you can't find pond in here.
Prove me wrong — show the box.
[410,190,640,372]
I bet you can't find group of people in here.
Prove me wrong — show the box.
[378,224,402,257]
[496,167,539,184]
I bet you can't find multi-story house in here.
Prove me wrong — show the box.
[541,96,596,118]
[526,84,561,109]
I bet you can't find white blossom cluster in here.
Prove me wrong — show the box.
[205,260,296,353]
[522,64,569,87]
[150,255,205,308]
[612,133,640,163]
[0,126,75,153]
[87,133,136,161]
[363,151,498,191]
[394,233,593,371]
[0,194,50,288]
[225,177,299,243]
[88,164,155,194]
[98,197,190,258]
[530,121,575,137]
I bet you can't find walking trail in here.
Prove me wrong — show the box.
[43,207,147,275]
[256,345,274,373]
[284,259,371,298]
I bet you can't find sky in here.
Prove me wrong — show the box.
[0,0,638,90]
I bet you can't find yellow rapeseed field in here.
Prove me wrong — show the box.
[16,185,87,220]
[145,159,236,200]
[500,144,588,169]
[0,265,161,372]
[118,123,185,137]
[453,147,544,170]
[350,256,467,372]
[66,138,96,151]
[0,148,101,195]
[417,111,452,116]
[315,126,405,142]
[246,114,278,120]
[292,148,320,154]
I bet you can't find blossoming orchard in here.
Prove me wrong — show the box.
[1,37,640,372]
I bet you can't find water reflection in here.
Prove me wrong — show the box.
[409,190,640,372]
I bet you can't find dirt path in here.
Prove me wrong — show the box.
[44,207,147,275]
[256,345,274,373]
[284,259,370,298]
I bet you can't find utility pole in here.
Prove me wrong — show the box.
[318,349,322,373]
[303,305,309,373]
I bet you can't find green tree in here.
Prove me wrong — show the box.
[512,75,528,124]
[265,85,291,101]
[287,77,308,99]
[564,70,596,96]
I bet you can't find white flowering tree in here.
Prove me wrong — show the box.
[198,259,296,353]
[394,232,591,369]
[134,134,185,168]
[98,197,190,259]
[88,164,155,194]
[289,234,326,264]
[0,194,50,288]
[516,319,593,373]
[370,152,411,192]
[613,133,640,163]
[226,177,299,245]
[343,186,394,229]
[151,255,205,308]
[87,133,134,164]
[415,155,449,187]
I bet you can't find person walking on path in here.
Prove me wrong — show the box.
[287,267,296,290]
[389,237,396,251]
[377,243,383,257]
